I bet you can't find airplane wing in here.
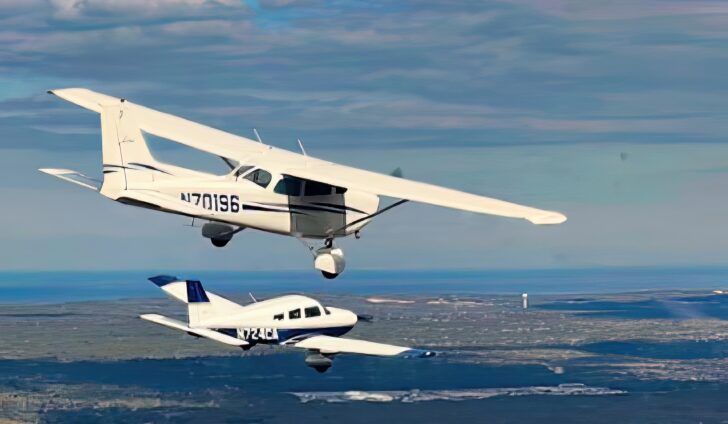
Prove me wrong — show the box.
[294,335,435,358]
[49,88,565,224]
[48,88,269,161]
[284,165,565,225]
[140,314,249,347]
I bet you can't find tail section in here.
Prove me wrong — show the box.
[48,88,162,197]
[100,101,157,194]
[148,275,246,328]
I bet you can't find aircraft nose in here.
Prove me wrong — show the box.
[345,310,359,326]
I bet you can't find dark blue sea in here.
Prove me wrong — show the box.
[1,266,728,303]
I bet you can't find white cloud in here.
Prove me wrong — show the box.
[48,0,243,19]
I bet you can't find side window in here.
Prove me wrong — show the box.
[303,180,333,196]
[274,176,303,196]
[289,308,301,319]
[304,306,321,318]
[244,169,272,188]
[273,313,284,321]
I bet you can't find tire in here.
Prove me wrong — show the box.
[321,271,339,279]
[211,238,229,248]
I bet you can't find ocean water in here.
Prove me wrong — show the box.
[2,354,725,424]
[1,266,727,303]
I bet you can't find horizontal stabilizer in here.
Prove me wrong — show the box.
[140,314,248,347]
[294,335,435,358]
[38,168,101,191]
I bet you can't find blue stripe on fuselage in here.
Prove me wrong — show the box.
[213,325,354,346]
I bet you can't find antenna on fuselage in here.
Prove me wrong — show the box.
[297,138,308,156]
[253,128,263,144]
[249,292,257,303]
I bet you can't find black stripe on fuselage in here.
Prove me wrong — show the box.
[127,162,174,175]
[265,203,348,215]
[102,163,173,176]
[310,202,366,214]
[243,204,305,215]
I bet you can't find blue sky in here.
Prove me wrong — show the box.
[3,0,728,271]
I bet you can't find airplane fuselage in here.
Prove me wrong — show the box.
[214,324,354,347]
[112,169,380,240]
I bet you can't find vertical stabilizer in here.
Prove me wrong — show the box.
[148,276,246,328]
[186,280,214,328]
[100,102,157,195]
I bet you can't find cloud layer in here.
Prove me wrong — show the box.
[2,0,728,270]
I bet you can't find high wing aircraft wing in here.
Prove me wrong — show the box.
[48,88,269,161]
[49,88,565,225]
[283,165,566,224]
[140,314,249,347]
[294,335,434,357]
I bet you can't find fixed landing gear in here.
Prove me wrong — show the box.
[211,238,229,248]
[297,236,347,279]
[201,222,244,248]
[305,352,333,373]
[314,243,345,279]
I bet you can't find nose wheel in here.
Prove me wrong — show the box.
[297,237,346,278]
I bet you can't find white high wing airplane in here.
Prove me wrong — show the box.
[141,275,435,372]
[40,88,567,278]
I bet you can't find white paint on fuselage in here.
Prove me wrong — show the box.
[132,167,379,238]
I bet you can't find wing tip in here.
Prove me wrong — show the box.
[398,348,437,358]
[47,87,119,113]
[527,211,567,225]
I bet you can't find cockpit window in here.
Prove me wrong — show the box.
[274,176,303,196]
[244,169,272,188]
[273,313,284,321]
[234,165,254,178]
[288,308,301,319]
[304,306,321,318]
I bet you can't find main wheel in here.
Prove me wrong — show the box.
[211,238,229,247]
[321,271,339,279]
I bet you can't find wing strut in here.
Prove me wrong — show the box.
[327,199,409,238]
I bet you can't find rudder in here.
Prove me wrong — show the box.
[100,101,158,195]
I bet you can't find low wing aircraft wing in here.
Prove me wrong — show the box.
[283,165,566,225]
[140,314,249,347]
[294,335,434,357]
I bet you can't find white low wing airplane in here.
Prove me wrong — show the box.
[40,88,566,278]
[141,275,435,372]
